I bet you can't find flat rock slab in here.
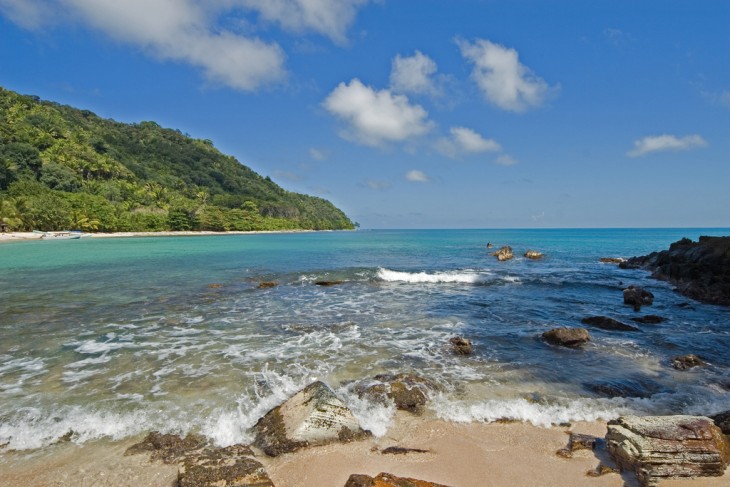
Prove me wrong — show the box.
[344,472,452,487]
[178,445,274,487]
[254,381,370,457]
[606,415,730,487]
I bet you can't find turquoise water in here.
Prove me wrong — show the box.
[1,228,729,450]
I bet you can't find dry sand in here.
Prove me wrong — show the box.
[1,415,727,487]
[0,230,315,243]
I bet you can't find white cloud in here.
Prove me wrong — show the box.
[390,51,439,96]
[405,170,430,183]
[627,134,708,157]
[495,154,518,166]
[0,0,55,28]
[323,78,434,146]
[437,126,501,158]
[458,38,555,112]
[309,148,327,160]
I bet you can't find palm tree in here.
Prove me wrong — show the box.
[0,197,24,230]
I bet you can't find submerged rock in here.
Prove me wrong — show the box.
[380,446,430,455]
[581,316,640,332]
[344,472,451,487]
[584,376,665,398]
[125,431,208,464]
[623,286,654,311]
[258,281,278,289]
[620,236,730,306]
[630,315,665,324]
[493,246,514,261]
[253,381,370,457]
[357,373,435,414]
[672,354,706,370]
[449,336,473,355]
[542,327,590,348]
[178,445,274,487]
[524,250,544,260]
[606,415,730,486]
[315,280,345,286]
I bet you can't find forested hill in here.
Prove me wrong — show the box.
[0,86,354,232]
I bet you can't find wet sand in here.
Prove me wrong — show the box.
[1,415,727,487]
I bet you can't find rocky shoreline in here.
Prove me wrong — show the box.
[619,236,730,306]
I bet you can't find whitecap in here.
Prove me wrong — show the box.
[377,268,492,284]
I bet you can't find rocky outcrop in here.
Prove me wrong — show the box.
[710,410,730,435]
[542,327,590,348]
[344,472,451,487]
[606,415,730,486]
[620,236,730,306]
[178,445,274,487]
[672,354,706,370]
[357,374,435,414]
[600,257,626,264]
[493,246,514,261]
[253,381,370,457]
[581,316,640,332]
[524,250,544,260]
[449,336,473,355]
[630,315,665,324]
[623,286,654,311]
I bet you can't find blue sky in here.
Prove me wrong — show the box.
[1,0,728,229]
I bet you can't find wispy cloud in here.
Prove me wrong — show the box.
[457,38,557,112]
[363,179,392,191]
[405,169,430,183]
[627,134,708,157]
[309,148,328,160]
[274,170,304,182]
[323,78,434,147]
[390,51,440,96]
[495,154,518,166]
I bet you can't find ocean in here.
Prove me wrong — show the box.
[1,228,729,451]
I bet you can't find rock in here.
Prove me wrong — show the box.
[586,464,619,477]
[556,433,600,459]
[207,283,223,289]
[584,376,665,398]
[315,280,345,286]
[125,431,208,464]
[581,316,640,332]
[357,374,435,414]
[258,281,278,289]
[344,472,451,487]
[542,327,590,348]
[487,242,493,249]
[606,415,730,486]
[380,446,430,455]
[493,246,514,261]
[630,315,665,324]
[253,381,370,457]
[449,336,473,355]
[623,286,654,311]
[672,354,706,370]
[600,257,626,264]
[178,445,274,487]
[524,250,544,260]
[710,410,730,435]
[620,236,730,306]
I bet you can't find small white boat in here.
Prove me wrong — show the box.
[34,231,82,240]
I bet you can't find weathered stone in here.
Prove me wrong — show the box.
[569,433,599,452]
[606,415,730,487]
[710,410,730,435]
[630,315,665,324]
[344,472,452,487]
[672,354,706,370]
[253,381,370,457]
[125,431,208,464]
[380,446,429,455]
[357,374,435,414]
[581,316,640,332]
[542,327,590,348]
[600,257,626,264]
[449,336,473,355]
[524,250,544,260]
[493,246,513,261]
[623,286,654,311]
[258,281,278,289]
[178,445,274,487]
[315,280,345,286]
[620,236,730,306]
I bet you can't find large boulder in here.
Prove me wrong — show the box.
[623,286,654,311]
[542,327,590,348]
[606,415,730,486]
[620,236,730,306]
[581,316,640,332]
[357,374,435,414]
[344,472,451,487]
[493,246,514,261]
[253,381,370,456]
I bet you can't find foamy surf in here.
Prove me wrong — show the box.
[377,268,495,284]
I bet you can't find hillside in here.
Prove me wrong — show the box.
[0,86,354,232]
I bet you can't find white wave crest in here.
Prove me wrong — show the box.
[377,268,492,284]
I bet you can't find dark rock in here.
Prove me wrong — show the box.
[710,410,730,435]
[178,444,274,487]
[606,415,730,486]
[584,377,665,398]
[630,315,665,324]
[449,336,473,355]
[257,281,278,289]
[493,246,513,261]
[620,236,730,306]
[357,374,435,414]
[344,472,452,487]
[125,431,208,464]
[486,242,493,249]
[672,354,706,370]
[381,446,430,455]
[524,250,544,260]
[600,257,626,264]
[253,381,370,457]
[581,316,640,332]
[315,280,345,286]
[542,327,590,348]
[623,286,654,311]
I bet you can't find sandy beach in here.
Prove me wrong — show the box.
[1,415,727,487]
[0,230,317,243]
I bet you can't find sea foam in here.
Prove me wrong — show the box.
[377,268,493,284]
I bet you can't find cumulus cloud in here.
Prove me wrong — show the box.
[437,126,501,158]
[390,51,439,96]
[405,170,430,183]
[458,38,555,112]
[323,78,434,146]
[627,134,708,157]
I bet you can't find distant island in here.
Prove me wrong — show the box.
[0,86,354,233]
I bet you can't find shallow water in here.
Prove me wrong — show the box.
[1,229,729,450]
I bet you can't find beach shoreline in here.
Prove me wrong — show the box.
[1,416,727,487]
[0,229,322,243]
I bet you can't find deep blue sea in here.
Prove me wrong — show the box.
[1,228,729,450]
